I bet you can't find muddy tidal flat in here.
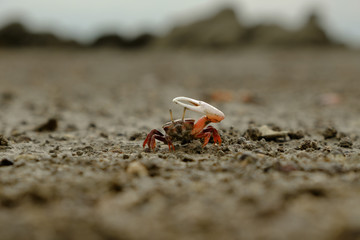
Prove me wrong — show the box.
[1,48,360,240]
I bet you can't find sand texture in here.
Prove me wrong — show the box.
[0,48,360,240]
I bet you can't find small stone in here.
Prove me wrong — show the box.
[88,123,97,129]
[127,161,148,177]
[181,156,195,162]
[339,137,353,148]
[237,137,246,144]
[1,91,14,102]
[0,158,13,167]
[144,163,160,177]
[243,125,289,141]
[35,118,58,132]
[100,132,108,138]
[182,154,195,162]
[258,125,288,141]
[129,132,142,141]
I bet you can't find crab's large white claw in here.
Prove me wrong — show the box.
[173,96,225,123]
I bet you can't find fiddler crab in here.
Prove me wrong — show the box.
[143,96,225,151]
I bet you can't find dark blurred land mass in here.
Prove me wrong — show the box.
[0,8,346,49]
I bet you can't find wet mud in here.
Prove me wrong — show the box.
[0,48,360,240]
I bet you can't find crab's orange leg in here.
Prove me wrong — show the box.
[195,132,212,147]
[191,116,211,135]
[207,126,222,145]
[194,126,222,147]
[212,130,221,145]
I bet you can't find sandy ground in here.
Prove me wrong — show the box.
[0,48,360,240]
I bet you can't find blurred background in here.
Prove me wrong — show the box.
[0,0,359,48]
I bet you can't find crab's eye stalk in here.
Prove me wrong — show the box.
[173,96,225,123]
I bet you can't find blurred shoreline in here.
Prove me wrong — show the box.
[0,8,348,50]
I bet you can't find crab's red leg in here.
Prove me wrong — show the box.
[195,132,212,147]
[195,126,222,147]
[212,129,221,145]
[152,135,169,150]
[144,130,173,151]
[143,129,163,148]
[167,141,175,151]
[163,135,175,151]
[206,126,222,145]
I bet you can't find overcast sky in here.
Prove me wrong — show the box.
[0,0,359,47]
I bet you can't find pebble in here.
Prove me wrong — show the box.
[126,161,149,177]
[322,127,337,139]
[0,158,13,167]
[34,118,58,132]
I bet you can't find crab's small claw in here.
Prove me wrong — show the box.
[173,97,225,123]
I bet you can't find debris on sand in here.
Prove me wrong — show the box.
[288,130,305,140]
[298,140,319,150]
[240,90,260,104]
[0,158,13,167]
[206,89,260,104]
[1,91,15,103]
[127,161,149,177]
[34,118,58,132]
[243,125,288,141]
[0,135,9,146]
[322,126,337,139]
[339,137,353,148]
[209,90,234,102]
